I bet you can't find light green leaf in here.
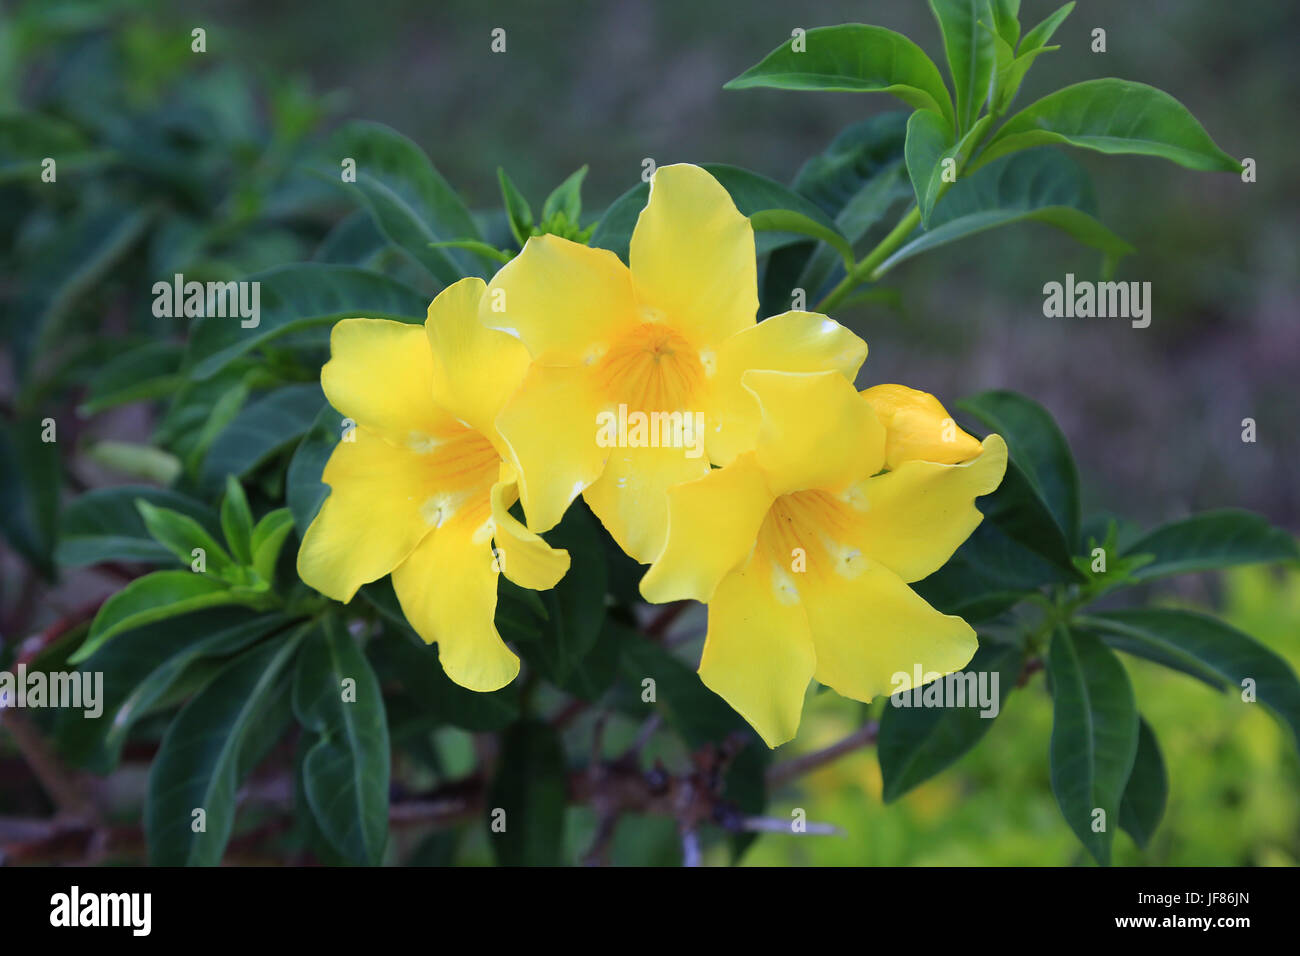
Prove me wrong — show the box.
[749,208,854,269]
[498,167,534,247]
[250,509,296,585]
[220,476,255,565]
[542,165,587,223]
[137,500,240,582]
[976,78,1242,172]
[725,25,955,127]
[929,0,997,132]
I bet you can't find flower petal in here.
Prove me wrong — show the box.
[583,442,711,565]
[426,277,530,451]
[746,369,886,496]
[641,452,773,604]
[297,426,444,602]
[391,513,520,692]
[802,559,977,704]
[482,234,637,365]
[490,466,570,591]
[706,311,868,465]
[861,383,983,467]
[321,318,455,448]
[699,552,816,748]
[629,164,757,347]
[496,363,607,532]
[843,435,1008,583]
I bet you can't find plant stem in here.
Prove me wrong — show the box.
[814,206,921,314]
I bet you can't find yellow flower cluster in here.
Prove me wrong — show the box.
[297,164,1006,746]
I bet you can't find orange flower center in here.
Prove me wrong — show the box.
[595,322,704,412]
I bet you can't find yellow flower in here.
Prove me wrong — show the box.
[297,278,570,691]
[481,163,867,564]
[640,370,1008,747]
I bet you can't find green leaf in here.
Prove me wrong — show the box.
[313,210,390,266]
[1047,627,1138,866]
[748,208,854,269]
[792,111,910,224]
[487,720,568,866]
[591,163,846,264]
[286,405,344,536]
[976,79,1242,173]
[904,108,955,226]
[186,264,427,381]
[250,509,296,584]
[58,610,297,772]
[878,149,1132,274]
[497,167,535,247]
[530,505,608,683]
[429,239,512,265]
[988,0,1021,48]
[317,120,482,282]
[0,417,61,577]
[199,383,325,493]
[293,618,391,865]
[146,628,305,865]
[542,165,587,224]
[370,627,521,731]
[79,341,185,415]
[220,476,255,565]
[929,0,997,132]
[1119,716,1167,850]
[55,485,218,567]
[136,500,240,582]
[1020,1,1074,52]
[72,571,268,664]
[1082,609,1300,748]
[620,634,747,747]
[1121,510,1299,582]
[878,640,1022,801]
[725,25,954,129]
[957,389,1081,548]
[0,112,111,182]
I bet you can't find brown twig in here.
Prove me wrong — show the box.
[765,720,880,789]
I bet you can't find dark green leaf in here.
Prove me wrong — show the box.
[1047,627,1138,866]
[879,639,1022,801]
[0,417,61,576]
[1119,716,1167,850]
[199,383,325,493]
[79,341,185,415]
[1121,510,1299,582]
[286,405,344,535]
[146,628,305,865]
[542,165,587,224]
[487,720,568,866]
[186,264,427,381]
[370,628,521,731]
[293,618,391,865]
[56,485,218,568]
[498,167,534,247]
[220,476,255,565]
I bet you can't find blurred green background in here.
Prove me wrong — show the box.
[3,0,1297,865]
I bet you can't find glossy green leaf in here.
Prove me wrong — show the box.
[878,149,1132,274]
[286,405,344,535]
[58,610,297,772]
[1082,609,1300,748]
[977,79,1242,172]
[136,499,240,582]
[497,167,534,247]
[186,264,427,381]
[487,720,568,866]
[542,165,587,223]
[749,208,854,269]
[293,618,391,865]
[250,508,296,584]
[879,640,1022,801]
[620,634,747,748]
[1119,716,1167,850]
[1121,509,1299,582]
[1020,0,1074,52]
[930,0,997,132]
[725,25,954,128]
[72,571,268,664]
[904,108,955,226]
[220,476,255,565]
[429,239,512,264]
[958,389,1081,548]
[1047,627,1138,866]
[318,120,482,281]
[146,629,305,865]
[55,485,218,567]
